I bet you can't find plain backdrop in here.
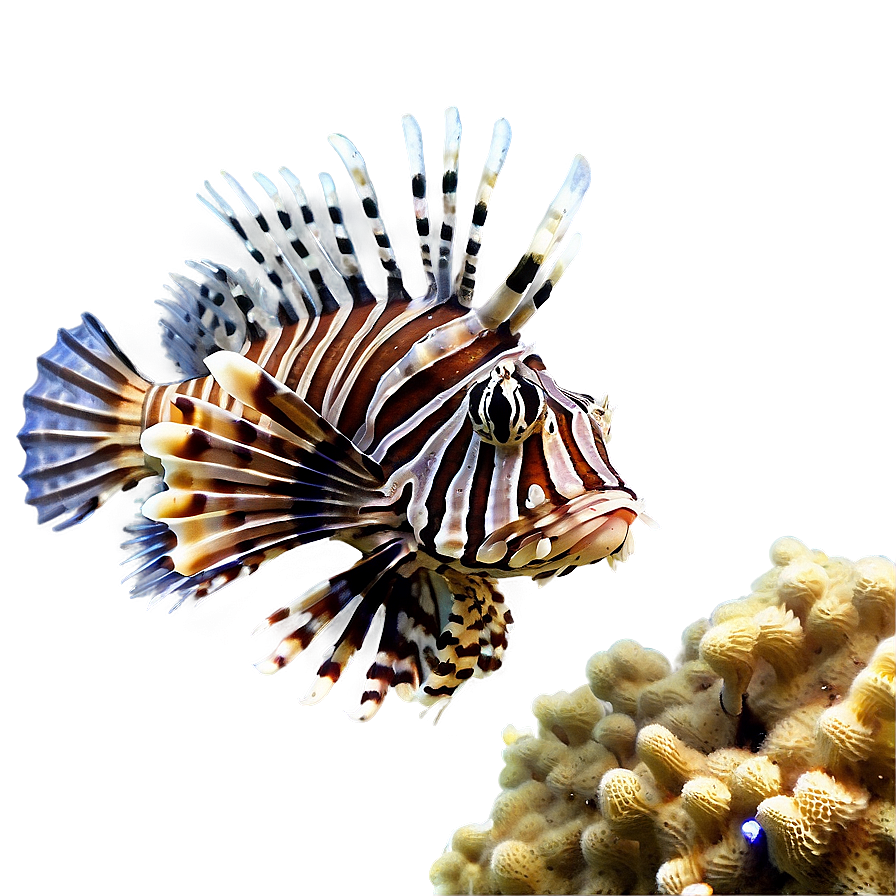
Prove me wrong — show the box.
[2,3,893,894]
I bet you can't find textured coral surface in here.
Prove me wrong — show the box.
[430,538,895,895]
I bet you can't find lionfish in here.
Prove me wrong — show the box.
[19,110,642,719]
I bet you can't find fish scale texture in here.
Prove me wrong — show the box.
[430,537,895,895]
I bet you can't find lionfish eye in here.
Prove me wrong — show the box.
[467,362,546,446]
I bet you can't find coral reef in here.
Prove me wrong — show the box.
[430,538,895,894]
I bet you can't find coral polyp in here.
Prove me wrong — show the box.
[430,538,895,894]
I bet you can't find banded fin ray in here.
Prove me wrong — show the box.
[437,107,462,301]
[201,178,301,315]
[476,154,591,331]
[329,134,408,302]
[455,117,512,305]
[255,539,419,675]
[401,114,436,294]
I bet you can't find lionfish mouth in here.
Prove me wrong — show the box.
[475,489,643,575]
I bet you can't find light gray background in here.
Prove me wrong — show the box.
[3,3,893,894]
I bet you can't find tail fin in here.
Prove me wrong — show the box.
[18,314,154,529]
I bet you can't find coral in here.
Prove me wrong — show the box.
[430,538,895,895]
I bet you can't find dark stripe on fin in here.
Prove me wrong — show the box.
[477,156,590,331]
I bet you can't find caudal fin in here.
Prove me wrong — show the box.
[19,314,154,529]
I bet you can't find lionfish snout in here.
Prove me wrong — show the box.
[474,489,641,575]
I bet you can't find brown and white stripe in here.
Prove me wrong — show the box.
[21,109,639,717]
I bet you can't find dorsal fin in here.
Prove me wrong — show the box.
[508,232,583,334]
[196,168,311,320]
[159,112,591,378]
[158,262,274,376]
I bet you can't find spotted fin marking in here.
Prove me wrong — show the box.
[120,478,269,612]
[19,314,154,529]
[158,262,270,376]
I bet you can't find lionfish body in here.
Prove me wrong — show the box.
[19,110,640,718]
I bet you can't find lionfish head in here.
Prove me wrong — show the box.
[464,354,640,580]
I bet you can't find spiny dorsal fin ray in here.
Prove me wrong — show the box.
[401,114,436,294]
[508,232,583,334]
[455,117,512,306]
[196,168,310,320]
[252,171,338,316]
[476,154,591,331]
[221,168,314,320]
[277,165,340,311]
[317,171,374,305]
[437,108,462,301]
[328,133,408,303]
